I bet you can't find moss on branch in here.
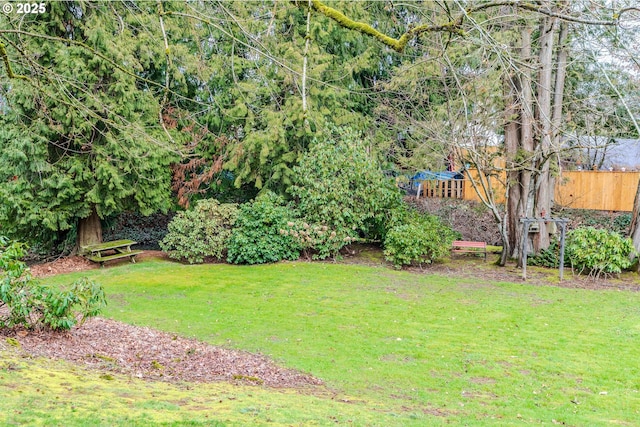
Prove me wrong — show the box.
[304,0,617,53]
[309,0,464,53]
[0,41,29,81]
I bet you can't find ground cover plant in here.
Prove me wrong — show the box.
[2,258,637,425]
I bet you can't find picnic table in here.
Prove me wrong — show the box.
[81,239,142,266]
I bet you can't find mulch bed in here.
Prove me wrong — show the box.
[1,317,322,389]
[28,250,170,278]
[8,251,323,389]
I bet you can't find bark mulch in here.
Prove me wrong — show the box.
[8,251,323,389]
[1,317,323,388]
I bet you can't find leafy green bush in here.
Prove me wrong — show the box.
[160,199,238,264]
[383,208,456,268]
[289,126,402,250]
[0,237,106,330]
[566,227,636,277]
[227,192,301,265]
[284,221,354,260]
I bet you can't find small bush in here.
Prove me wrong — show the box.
[566,227,636,277]
[227,192,301,265]
[284,221,354,260]
[160,199,238,264]
[383,208,456,268]
[0,237,106,330]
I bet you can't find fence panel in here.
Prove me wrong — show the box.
[554,171,640,211]
[416,171,640,212]
[418,179,465,199]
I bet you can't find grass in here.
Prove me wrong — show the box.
[3,257,640,425]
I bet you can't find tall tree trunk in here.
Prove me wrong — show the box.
[533,13,557,253]
[77,205,102,253]
[551,21,568,151]
[505,70,521,263]
[629,180,640,273]
[548,20,569,212]
[506,26,535,266]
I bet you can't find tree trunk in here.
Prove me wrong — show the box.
[505,72,522,263]
[77,205,102,253]
[629,180,640,272]
[506,26,535,266]
[548,19,569,213]
[551,21,568,150]
[533,13,557,253]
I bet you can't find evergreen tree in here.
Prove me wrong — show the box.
[0,2,176,250]
[162,1,396,193]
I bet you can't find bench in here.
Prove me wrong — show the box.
[451,240,487,262]
[81,239,142,267]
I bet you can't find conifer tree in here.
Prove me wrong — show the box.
[0,2,176,250]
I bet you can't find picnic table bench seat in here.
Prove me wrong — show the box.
[451,240,487,262]
[81,239,142,266]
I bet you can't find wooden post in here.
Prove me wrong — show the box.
[522,220,530,280]
[521,217,568,281]
[559,220,567,281]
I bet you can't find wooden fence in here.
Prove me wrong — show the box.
[555,171,640,211]
[416,179,464,199]
[416,170,640,212]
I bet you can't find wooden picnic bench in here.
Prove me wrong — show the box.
[451,240,487,262]
[81,239,142,267]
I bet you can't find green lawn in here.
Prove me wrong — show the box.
[2,258,640,426]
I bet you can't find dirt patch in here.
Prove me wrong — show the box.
[469,377,497,385]
[29,256,97,278]
[29,251,170,278]
[1,317,322,389]
[29,248,640,292]
[421,259,640,291]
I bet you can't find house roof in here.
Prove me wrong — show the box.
[593,139,640,169]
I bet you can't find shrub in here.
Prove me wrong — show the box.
[0,237,106,330]
[566,227,636,277]
[160,199,238,264]
[289,126,402,245]
[527,239,565,268]
[227,192,301,265]
[383,208,456,268]
[284,221,354,260]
